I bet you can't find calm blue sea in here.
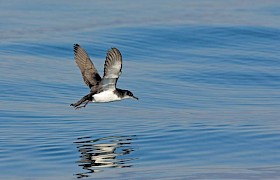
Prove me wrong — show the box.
[1,1,280,179]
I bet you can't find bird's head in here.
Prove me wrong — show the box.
[124,90,139,100]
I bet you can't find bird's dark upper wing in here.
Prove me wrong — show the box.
[101,48,122,90]
[73,44,101,89]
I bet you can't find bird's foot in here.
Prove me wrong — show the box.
[70,100,90,110]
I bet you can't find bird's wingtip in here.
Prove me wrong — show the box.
[73,44,80,54]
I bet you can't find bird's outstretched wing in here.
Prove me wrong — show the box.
[102,48,122,90]
[73,44,101,89]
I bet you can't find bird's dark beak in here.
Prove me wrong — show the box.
[133,96,139,100]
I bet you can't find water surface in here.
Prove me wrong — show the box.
[1,1,280,179]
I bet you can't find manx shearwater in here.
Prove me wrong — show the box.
[71,44,138,109]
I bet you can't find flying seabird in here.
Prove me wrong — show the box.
[71,44,138,109]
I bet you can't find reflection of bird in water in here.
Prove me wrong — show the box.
[74,136,135,178]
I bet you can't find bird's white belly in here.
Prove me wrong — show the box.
[92,90,121,103]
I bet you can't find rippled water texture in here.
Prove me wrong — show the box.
[1,1,280,179]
